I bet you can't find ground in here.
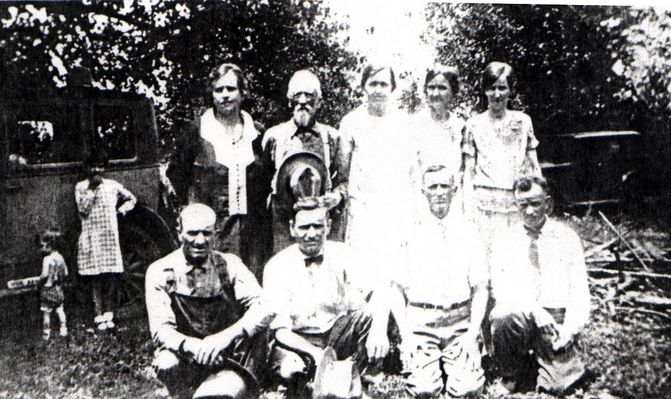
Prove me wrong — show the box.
[0,215,669,399]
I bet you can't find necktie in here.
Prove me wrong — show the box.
[526,230,541,301]
[304,254,324,267]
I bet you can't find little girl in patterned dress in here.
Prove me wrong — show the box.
[38,228,68,340]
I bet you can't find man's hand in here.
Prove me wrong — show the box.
[200,332,237,366]
[318,191,342,210]
[552,326,574,351]
[365,322,390,364]
[181,337,208,365]
[534,307,559,343]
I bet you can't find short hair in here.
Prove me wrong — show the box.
[208,62,247,95]
[361,64,396,91]
[480,61,516,93]
[84,148,109,168]
[38,228,64,251]
[422,164,455,186]
[424,65,459,95]
[286,70,322,100]
[178,203,216,230]
[292,199,328,219]
[513,175,549,196]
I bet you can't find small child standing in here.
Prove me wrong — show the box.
[76,151,136,331]
[38,228,68,340]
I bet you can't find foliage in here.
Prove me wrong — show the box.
[608,8,671,115]
[424,4,636,136]
[0,0,358,154]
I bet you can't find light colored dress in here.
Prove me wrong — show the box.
[76,178,136,275]
[411,107,466,179]
[340,105,415,288]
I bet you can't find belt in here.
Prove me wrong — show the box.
[409,299,469,311]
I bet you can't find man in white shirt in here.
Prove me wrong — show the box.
[488,176,590,394]
[263,203,391,397]
[397,165,488,397]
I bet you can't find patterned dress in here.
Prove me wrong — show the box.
[75,178,136,275]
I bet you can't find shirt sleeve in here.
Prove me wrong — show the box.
[467,230,488,289]
[262,258,293,331]
[462,119,476,157]
[75,181,97,217]
[329,127,353,198]
[40,256,51,286]
[562,230,591,337]
[145,262,190,352]
[525,115,539,151]
[227,256,274,335]
[115,182,137,215]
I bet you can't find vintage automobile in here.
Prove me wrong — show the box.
[0,77,177,302]
[538,130,643,210]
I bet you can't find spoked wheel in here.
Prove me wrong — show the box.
[117,223,165,308]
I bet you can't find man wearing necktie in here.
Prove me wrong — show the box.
[262,202,393,397]
[145,204,273,398]
[488,176,590,395]
[262,70,352,253]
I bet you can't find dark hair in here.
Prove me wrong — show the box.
[38,228,64,252]
[361,64,396,91]
[84,148,109,168]
[208,62,247,95]
[480,61,515,93]
[422,164,454,186]
[513,175,549,196]
[424,65,459,95]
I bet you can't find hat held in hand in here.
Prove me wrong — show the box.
[312,346,362,399]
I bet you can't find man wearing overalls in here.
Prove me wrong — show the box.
[145,204,272,398]
[262,69,352,253]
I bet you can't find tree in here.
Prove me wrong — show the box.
[424,3,635,136]
[0,0,358,153]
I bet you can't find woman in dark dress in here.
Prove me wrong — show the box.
[167,63,270,277]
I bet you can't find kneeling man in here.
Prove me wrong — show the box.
[398,165,488,397]
[263,202,391,396]
[488,176,590,394]
[145,204,271,398]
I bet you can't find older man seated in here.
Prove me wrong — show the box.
[394,165,488,398]
[488,176,590,394]
[145,204,272,399]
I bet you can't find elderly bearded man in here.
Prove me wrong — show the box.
[488,176,590,395]
[145,204,272,399]
[393,165,488,398]
[263,202,393,397]
[262,70,352,253]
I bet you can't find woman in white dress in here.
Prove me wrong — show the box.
[340,64,415,288]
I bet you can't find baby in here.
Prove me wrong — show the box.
[38,228,69,340]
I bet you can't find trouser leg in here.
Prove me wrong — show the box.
[327,309,373,371]
[404,334,444,398]
[534,333,585,394]
[489,310,538,389]
[153,349,208,399]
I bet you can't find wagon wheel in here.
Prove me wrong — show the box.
[117,223,164,308]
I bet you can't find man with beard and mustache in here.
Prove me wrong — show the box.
[396,164,489,397]
[262,70,352,254]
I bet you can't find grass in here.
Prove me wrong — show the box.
[1,216,669,398]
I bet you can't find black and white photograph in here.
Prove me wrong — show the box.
[0,1,670,398]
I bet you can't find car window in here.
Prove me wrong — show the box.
[8,103,82,165]
[93,104,137,160]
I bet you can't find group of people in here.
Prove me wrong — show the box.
[141,60,591,398]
